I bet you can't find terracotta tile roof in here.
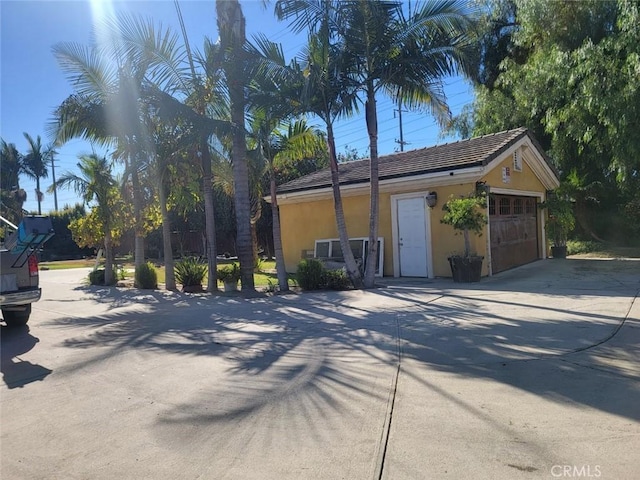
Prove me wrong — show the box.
[278,127,536,193]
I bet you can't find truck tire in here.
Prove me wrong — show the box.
[2,304,32,327]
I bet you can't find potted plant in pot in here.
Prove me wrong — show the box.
[175,256,208,292]
[218,262,241,292]
[540,191,575,258]
[441,192,488,282]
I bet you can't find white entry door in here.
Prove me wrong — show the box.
[397,197,428,277]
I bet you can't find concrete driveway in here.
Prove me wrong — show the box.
[1,259,638,479]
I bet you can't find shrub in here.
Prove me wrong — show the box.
[566,240,602,256]
[175,257,207,287]
[296,259,326,290]
[323,268,351,290]
[89,269,105,286]
[135,262,157,289]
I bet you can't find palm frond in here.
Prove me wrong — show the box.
[52,42,117,97]
[107,12,192,94]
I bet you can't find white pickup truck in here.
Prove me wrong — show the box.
[0,215,54,327]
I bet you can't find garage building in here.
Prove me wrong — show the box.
[273,127,560,278]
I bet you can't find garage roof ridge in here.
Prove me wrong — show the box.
[277,126,534,194]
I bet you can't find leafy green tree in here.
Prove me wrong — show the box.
[43,205,94,260]
[149,120,198,291]
[457,0,640,240]
[53,154,125,285]
[51,15,184,269]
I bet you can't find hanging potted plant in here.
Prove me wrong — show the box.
[218,262,241,292]
[540,190,575,258]
[175,256,208,292]
[441,192,488,282]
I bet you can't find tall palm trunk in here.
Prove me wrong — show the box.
[270,173,289,291]
[35,178,42,215]
[364,84,380,288]
[327,122,363,288]
[158,171,176,290]
[251,219,259,268]
[232,120,255,291]
[104,227,114,286]
[131,165,145,270]
[217,0,255,291]
[200,139,218,292]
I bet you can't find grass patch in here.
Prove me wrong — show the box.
[40,259,97,270]
[41,258,297,289]
[567,240,640,258]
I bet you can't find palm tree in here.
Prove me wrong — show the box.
[216,0,255,291]
[0,139,26,223]
[50,41,149,268]
[275,1,364,287]
[342,0,475,287]
[53,154,119,285]
[116,9,229,293]
[51,15,190,271]
[22,133,52,215]
[150,118,199,291]
[267,120,326,291]
[277,0,475,287]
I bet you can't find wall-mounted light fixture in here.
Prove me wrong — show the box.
[425,191,438,208]
[475,181,489,196]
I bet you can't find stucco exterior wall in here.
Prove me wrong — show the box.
[279,182,486,277]
[279,193,395,274]
[481,150,546,193]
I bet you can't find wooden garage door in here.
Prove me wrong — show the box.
[490,195,539,274]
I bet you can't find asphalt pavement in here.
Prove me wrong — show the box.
[1,258,638,479]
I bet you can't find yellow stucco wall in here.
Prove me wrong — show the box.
[279,194,395,273]
[279,182,485,277]
[279,149,549,278]
[481,151,546,192]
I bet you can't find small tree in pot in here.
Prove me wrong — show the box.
[540,190,575,258]
[441,192,487,282]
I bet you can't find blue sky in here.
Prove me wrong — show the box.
[1,0,473,214]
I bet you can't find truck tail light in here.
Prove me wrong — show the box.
[28,254,39,277]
